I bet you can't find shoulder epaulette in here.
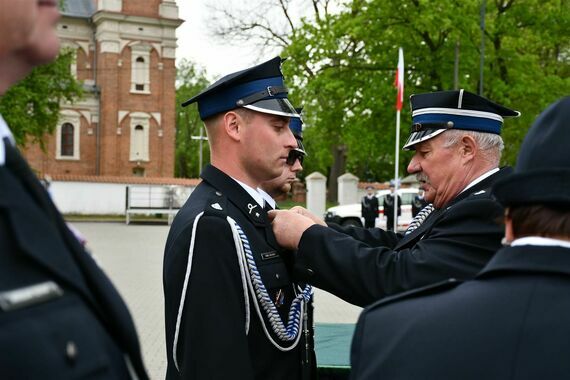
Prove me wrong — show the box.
[202,190,228,218]
[366,278,463,312]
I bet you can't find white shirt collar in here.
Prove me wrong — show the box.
[511,236,570,249]
[232,177,265,208]
[0,114,15,166]
[461,167,499,194]
[258,188,276,209]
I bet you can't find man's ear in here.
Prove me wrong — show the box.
[459,135,477,162]
[223,111,241,142]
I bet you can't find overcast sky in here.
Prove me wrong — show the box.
[175,0,277,81]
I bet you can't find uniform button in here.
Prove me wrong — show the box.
[66,341,78,363]
[216,191,222,196]
[306,269,314,276]
[275,273,280,279]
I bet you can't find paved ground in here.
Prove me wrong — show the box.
[74,222,362,380]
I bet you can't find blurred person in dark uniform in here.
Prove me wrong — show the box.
[0,1,148,378]
[382,183,401,231]
[411,188,429,217]
[260,109,306,207]
[270,90,519,307]
[350,96,570,380]
[361,186,379,228]
[163,57,315,380]
[259,111,316,380]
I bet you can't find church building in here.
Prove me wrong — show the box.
[24,0,182,178]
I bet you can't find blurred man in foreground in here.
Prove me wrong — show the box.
[0,1,148,378]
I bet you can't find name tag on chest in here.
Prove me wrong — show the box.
[0,281,64,311]
[260,250,279,261]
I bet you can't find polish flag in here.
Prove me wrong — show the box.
[394,48,404,111]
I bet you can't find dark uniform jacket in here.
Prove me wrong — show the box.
[361,195,379,222]
[382,194,401,218]
[163,164,313,380]
[0,138,148,379]
[350,244,570,380]
[294,168,511,307]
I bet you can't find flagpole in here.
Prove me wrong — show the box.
[394,110,400,230]
[393,47,403,231]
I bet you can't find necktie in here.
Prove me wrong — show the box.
[404,203,435,235]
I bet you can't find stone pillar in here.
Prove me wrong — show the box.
[337,172,359,205]
[306,172,327,218]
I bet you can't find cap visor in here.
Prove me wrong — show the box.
[296,138,307,155]
[403,129,447,150]
[244,98,299,118]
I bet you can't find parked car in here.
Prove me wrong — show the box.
[324,188,420,231]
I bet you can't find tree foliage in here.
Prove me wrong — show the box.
[283,0,569,181]
[175,59,211,178]
[0,50,83,148]
[212,0,569,186]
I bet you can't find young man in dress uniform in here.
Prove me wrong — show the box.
[361,186,379,229]
[0,1,148,378]
[163,57,315,379]
[350,96,570,380]
[269,90,519,307]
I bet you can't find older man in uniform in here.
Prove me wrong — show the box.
[350,96,570,380]
[0,1,148,378]
[163,57,315,379]
[270,90,519,306]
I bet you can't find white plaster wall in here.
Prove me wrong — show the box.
[49,181,196,215]
[49,181,127,215]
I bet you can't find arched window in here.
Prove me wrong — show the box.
[61,122,74,156]
[130,45,151,93]
[132,125,145,159]
[129,114,150,162]
[134,57,145,91]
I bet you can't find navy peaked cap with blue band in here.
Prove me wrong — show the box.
[289,107,303,137]
[290,107,306,155]
[403,89,520,150]
[181,56,299,120]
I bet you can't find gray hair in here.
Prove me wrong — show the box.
[441,129,503,165]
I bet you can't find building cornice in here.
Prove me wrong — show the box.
[92,11,183,29]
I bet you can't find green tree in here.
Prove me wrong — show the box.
[283,0,569,185]
[0,49,83,147]
[175,59,211,178]
[205,0,569,195]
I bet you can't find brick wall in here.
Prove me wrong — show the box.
[122,0,161,18]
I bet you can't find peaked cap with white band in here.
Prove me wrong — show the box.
[403,89,520,150]
[182,56,299,120]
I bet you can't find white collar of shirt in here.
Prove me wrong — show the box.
[461,167,500,194]
[258,188,276,209]
[0,114,15,166]
[511,236,570,249]
[232,177,265,208]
